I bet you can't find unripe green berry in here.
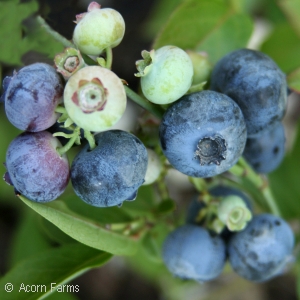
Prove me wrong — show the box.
[135,45,193,105]
[63,66,126,132]
[54,47,86,80]
[143,149,162,185]
[217,195,252,231]
[186,50,212,85]
[73,2,125,56]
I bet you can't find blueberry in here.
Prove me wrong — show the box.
[73,3,125,56]
[4,131,70,202]
[159,90,247,178]
[210,186,253,211]
[210,48,287,137]
[227,213,294,282]
[186,186,253,225]
[71,130,148,207]
[2,63,64,132]
[162,224,226,282]
[186,186,253,240]
[135,45,193,105]
[243,121,285,173]
[63,66,127,132]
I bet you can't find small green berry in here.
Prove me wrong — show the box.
[217,195,252,231]
[54,47,86,80]
[135,45,193,105]
[73,2,125,56]
[143,149,162,185]
[63,66,126,132]
[186,50,212,85]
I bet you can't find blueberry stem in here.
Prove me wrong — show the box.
[124,85,164,119]
[56,127,80,156]
[55,105,67,114]
[84,130,96,150]
[36,16,75,48]
[105,47,113,69]
[229,158,281,216]
[186,82,207,94]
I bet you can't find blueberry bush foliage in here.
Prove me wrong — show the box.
[1,0,300,299]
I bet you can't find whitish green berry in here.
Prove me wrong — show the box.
[54,47,86,80]
[217,195,252,231]
[135,46,193,105]
[73,2,125,56]
[143,148,162,185]
[186,50,212,85]
[63,66,126,132]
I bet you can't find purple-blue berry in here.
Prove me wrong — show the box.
[228,213,294,282]
[210,48,287,137]
[162,224,226,282]
[243,121,285,173]
[159,90,247,178]
[2,63,64,132]
[4,131,70,202]
[70,130,148,207]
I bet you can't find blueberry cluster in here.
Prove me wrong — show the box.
[210,48,288,174]
[0,1,295,285]
[158,49,292,283]
[163,187,294,283]
[155,48,288,178]
[1,2,149,207]
[1,59,149,206]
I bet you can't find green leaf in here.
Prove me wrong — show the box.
[268,122,300,219]
[40,217,77,245]
[9,209,51,268]
[152,0,253,63]
[23,17,64,61]
[261,22,300,74]
[278,0,300,36]
[154,199,176,215]
[140,222,170,263]
[122,185,157,217]
[287,67,300,92]
[0,0,39,65]
[144,0,185,39]
[0,243,112,300]
[63,194,134,224]
[19,196,139,256]
[47,292,78,300]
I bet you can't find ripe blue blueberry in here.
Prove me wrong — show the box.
[2,63,64,132]
[159,90,247,178]
[210,48,287,137]
[4,131,70,202]
[71,130,148,207]
[228,213,294,282]
[243,121,285,173]
[162,224,226,282]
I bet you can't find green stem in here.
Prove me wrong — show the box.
[186,82,207,94]
[105,47,113,69]
[84,130,96,150]
[36,16,75,48]
[229,158,281,216]
[56,131,79,156]
[55,106,67,114]
[124,85,164,119]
